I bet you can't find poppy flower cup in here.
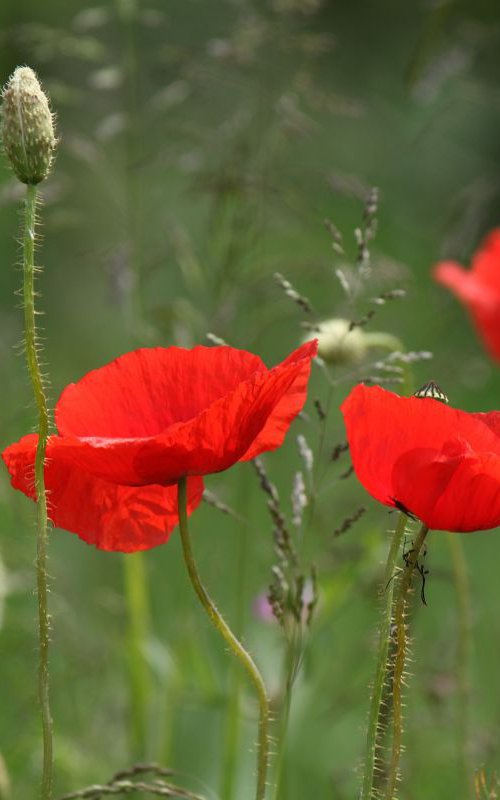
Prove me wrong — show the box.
[341,383,500,532]
[3,341,317,552]
[434,228,500,361]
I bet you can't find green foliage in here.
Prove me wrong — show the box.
[1,1,500,798]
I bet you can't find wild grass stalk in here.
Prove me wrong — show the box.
[448,534,473,794]
[271,629,302,800]
[123,553,151,756]
[115,0,152,757]
[220,518,250,800]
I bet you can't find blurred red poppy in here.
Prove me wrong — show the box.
[3,341,317,551]
[341,383,500,532]
[434,228,500,361]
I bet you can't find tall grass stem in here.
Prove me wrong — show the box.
[177,477,271,800]
[123,552,151,756]
[220,516,250,800]
[272,631,300,800]
[116,0,153,756]
[448,534,472,794]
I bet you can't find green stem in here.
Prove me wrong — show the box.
[272,630,300,800]
[220,662,242,800]
[220,516,249,800]
[116,0,153,758]
[363,333,405,354]
[123,552,151,756]
[364,334,413,395]
[177,478,271,800]
[117,0,144,334]
[447,534,472,794]
[359,512,406,800]
[23,183,53,800]
[384,523,429,800]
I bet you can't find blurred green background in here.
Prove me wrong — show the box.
[1,0,500,798]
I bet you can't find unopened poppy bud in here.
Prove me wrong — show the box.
[305,318,403,366]
[1,67,57,185]
[308,319,368,365]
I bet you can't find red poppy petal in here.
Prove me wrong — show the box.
[472,228,500,290]
[2,435,204,552]
[241,340,317,460]
[56,346,266,438]
[341,385,461,507]
[435,261,500,359]
[46,341,317,486]
[471,409,500,438]
[434,234,500,361]
[134,340,318,480]
[392,446,500,531]
[341,384,500,531]
[434,261,497,311]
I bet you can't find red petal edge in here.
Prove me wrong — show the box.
[2,435,204,552]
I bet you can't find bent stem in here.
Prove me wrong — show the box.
[177,477,271,800]
[384,522,428,800]
[359,512,407,800]
[23,183,53,799]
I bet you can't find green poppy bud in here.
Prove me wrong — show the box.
[309,319,368,365]
[305,318,404,366]
[1,66,57,185]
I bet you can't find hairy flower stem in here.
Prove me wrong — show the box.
[359,512,407,800]
[177,478,271,800]
[384,523,428,800]
[23,183,53,799]
[447,534,472,793]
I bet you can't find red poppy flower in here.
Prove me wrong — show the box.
[434,228,500,361]
[341,383,500,532]
[2,341,316,552]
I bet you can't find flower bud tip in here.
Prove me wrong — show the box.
[1,66,57,185]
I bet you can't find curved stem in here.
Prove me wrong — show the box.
[177,478,271,800]
[384,523,428,800]
[359,512,406,800]
[23,183,53,800]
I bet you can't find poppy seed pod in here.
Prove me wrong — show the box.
[1,66,57,184]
